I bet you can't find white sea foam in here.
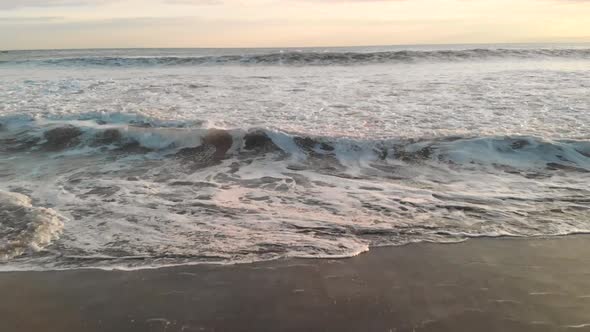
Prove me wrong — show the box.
[0,191,66,260]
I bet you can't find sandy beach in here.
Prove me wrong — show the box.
[1,236,590,332]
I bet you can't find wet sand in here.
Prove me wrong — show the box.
[1,236,590,332]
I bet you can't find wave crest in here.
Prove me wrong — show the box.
[1,116,589,174]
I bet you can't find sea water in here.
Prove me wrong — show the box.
[0,44,589,270]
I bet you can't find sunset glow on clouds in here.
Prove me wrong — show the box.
[1,0,589,49]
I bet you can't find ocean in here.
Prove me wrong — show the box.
[1,44,589,271]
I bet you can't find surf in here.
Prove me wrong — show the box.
[1,114,589,270]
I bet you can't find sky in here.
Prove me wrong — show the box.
[0,0,589,50]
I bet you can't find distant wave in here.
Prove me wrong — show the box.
[2,48,590,67]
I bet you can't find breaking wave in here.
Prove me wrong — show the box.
[2,48,590,67]
[1,116,589,173]
[1,114,589,271]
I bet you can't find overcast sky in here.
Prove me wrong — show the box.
[1,0,589,49]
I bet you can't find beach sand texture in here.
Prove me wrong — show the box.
[1,236,590,332]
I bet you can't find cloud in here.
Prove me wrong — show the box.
[0,0,114,10]
[295,0,405,2]
[0,16,64,23]
[164,0,223,4]
[0,0,224,10]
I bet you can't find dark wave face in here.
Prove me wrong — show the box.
[2,48,590,67]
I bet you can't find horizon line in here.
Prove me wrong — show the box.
[3,41,590,53]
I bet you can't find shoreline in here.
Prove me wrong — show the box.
[2,234,586,273]
[1,236,590,331]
